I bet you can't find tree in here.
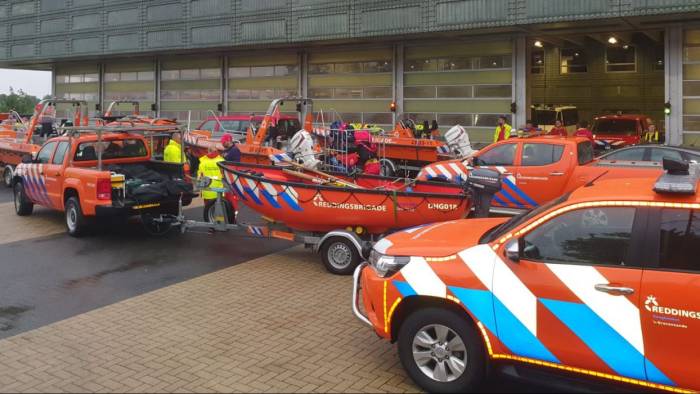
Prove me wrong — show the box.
[0,87,41,115]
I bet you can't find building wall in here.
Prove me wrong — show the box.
[529,40,665,127]
[0,0,699,65]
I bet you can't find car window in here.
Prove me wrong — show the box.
[74,139,147,161]
[649,148,683,163]
[592,119,637,135]
[603,148,645,161]
[577,141,594,165]
[521,143,564,166]
[476,143,516,166]
[198,120,216,132]
[659,209,700,272]
[685,152,700,163]
[36,142,57,164]
[52,141,70,164]
[220,120,241,131]
[522,207,637,267]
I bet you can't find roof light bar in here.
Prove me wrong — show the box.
[654,159,699,195]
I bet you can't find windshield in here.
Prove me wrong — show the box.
[74,139,148,161]
[592,119,637,135]
[533,110,556,126]
[479,192,571,244]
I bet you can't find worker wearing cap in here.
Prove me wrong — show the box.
[221,133,241,162]
[644,124,659,144]
[164,132,185,163]
[493,115,512,142]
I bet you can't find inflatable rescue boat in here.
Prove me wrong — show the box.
[219,162,470,234]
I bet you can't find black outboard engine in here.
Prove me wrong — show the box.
[466,168,502,218]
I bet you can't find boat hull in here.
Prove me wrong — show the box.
[219,162,469,234]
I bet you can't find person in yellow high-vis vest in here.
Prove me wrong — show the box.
[643,124,659,144]
[198,145,226,222]
[493,115,512,143]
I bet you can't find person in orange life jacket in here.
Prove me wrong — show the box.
[493,115,512,142]
[548,119,568,137]
[573,120,594,142]
[220,133,241,162]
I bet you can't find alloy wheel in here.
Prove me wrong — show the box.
[412,324,468,383]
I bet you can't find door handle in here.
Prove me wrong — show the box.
[550,172,565,176]
[594,284,634,296]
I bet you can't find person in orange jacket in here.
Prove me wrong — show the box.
[548,119,568,137]
[573,120,594,142]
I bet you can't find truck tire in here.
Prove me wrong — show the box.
[3,166,13,188]
[13,182,33,216]
[65,197,89,237]
[398,307,485,393]
[320,237,360,275]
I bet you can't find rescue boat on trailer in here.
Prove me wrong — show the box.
[183,98,311,165]
[219,162,470,234]
[0,99,90,187]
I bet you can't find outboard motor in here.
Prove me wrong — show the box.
[444,125,476,159]
[288,129,321,170]
[466,168,502,218]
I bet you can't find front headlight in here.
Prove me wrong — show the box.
[369,250,411,278]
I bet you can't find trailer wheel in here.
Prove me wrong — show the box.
[3,166,13,188]
[204,199,236,224]
[320,237,360,275]
[65,197,89,237]
[13,182,33,216]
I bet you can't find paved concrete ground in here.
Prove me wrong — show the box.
[0,187,544,393]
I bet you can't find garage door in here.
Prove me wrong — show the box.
[160,57,222,126]
[103,61,156,117]
[54,64,99,119]
[404,40,512,143]
[227,53,299,115]
[308,47,393,129]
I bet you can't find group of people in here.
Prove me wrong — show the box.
[163,132,241,206]
[493,115,661,144]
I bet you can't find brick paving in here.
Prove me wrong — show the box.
[0,245,418,393]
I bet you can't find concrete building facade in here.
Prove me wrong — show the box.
[2,0,700,144]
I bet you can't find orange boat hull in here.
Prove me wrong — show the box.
[220,162,469,234]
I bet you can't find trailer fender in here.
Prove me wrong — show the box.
[316,230,369,259]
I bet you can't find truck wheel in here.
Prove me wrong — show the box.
[65,197,89,237]
[320,237,360,275]
[3,166,13,188]
[398,307,485,393]
[13,182,33,216]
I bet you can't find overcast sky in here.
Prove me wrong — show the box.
[0,69,51,98]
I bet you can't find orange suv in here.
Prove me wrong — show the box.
[354,159,700,393]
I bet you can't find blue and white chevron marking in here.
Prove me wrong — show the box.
[269,153,292,164]
[243,178,263,205]
[437,145,450,155]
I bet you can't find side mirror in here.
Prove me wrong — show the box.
[505,239,520,262]
[21,154,32,164]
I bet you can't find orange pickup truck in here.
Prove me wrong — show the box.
[12,130,194,236]
[418,136,665,214]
